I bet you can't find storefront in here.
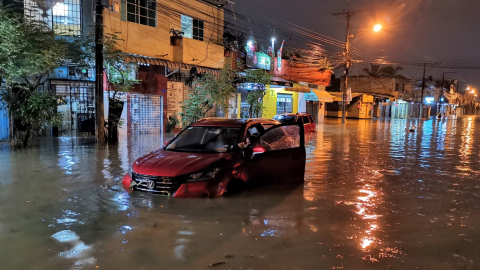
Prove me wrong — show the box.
[262,79,310,119]
[304,89,334,123]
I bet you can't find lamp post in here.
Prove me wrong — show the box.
[333,10,381,124]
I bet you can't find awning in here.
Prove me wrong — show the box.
[124,55,221,75]
[312,90,334,102]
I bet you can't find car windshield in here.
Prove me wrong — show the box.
[273,115,295,124]
[165,126,241,153]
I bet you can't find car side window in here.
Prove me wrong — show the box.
[259,125,301,151]
[296,117,303,124]
[302,116,311,124]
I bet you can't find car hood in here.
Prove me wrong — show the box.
[133,149,232,177]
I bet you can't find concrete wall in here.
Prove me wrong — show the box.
[341,76,413,100]
[103,0,225,69]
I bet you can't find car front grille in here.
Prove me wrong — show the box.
[132,173,182,195]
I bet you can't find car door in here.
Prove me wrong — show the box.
[245,123,306,185]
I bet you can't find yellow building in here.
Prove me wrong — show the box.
[104,0,225,69]
[262,86,300,119]
[102,0,226,132]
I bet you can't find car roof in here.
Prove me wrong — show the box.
[274,113,311,117]
[191,118,279,128]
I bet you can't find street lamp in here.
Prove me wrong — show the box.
[333,10,382,123]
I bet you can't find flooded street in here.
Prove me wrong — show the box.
[1,117,480,270]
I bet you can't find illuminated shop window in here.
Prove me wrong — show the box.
[125,0,156,27]
[23,0,82,36]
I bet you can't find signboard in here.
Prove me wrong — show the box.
[253,52,271,70]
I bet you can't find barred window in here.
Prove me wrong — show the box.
[24,0,82,36]
[126,0,156,27]
[192,19,204,41]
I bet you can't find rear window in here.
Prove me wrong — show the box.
[273,115,295,124]
[302,116,311,123]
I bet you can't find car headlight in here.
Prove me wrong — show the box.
[186,168,221,182]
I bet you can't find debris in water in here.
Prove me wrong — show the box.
[208,261,227,267]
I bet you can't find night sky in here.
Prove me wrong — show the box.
[230,0,480,90]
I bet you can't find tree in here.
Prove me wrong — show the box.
[362,64,404,78]
[77,31,139,142]
[244,69,272,118]
[0,8,67,147]
[180,64,237,126]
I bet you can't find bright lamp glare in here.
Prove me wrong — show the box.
[247,41,253,47]
[271,38,276,42]
[373,24,382,32]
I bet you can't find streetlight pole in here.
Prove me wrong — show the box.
[333,10,361,124]
[95,0,105,143]
[419,63,426,119]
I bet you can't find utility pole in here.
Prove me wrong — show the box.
[333,10,361,124]
[419,63,426,119]
[95,0,105,143]
[439,71,456,117]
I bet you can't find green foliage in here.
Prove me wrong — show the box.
[0,7,67,146]
[77,31,139,96]
[244,69,271,118]
[166,114,179,132]
[77,31,138,142]
[1,84,64,147]
[0,8,67,86]
[180,86,213,127]
[180,63,273,124]
[180,64,237,125]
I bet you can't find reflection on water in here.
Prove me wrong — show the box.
[1,118,480,269]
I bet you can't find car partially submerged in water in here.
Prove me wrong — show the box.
[123,118,306,198]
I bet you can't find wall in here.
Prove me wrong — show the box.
[103,0,225,69]
[262,87,299,119]
[341,77,412,100]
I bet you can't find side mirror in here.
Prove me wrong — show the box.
[252,144,267,155]
[164,140,170,147]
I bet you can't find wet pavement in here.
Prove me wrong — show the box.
[1,116,480,270]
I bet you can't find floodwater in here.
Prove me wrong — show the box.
[1,117,480,270]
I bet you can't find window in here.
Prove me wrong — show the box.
[395,83,400,91]
[125,0,156,27]
[260,125,300,151]
[193,19,204,41]
[401,84,405,92]
[24,0,82,36]
[276,94,293,115]
[166,127,240,153]
[181,15,204,41]
[302,116,311,124]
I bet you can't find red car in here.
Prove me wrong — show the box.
[273,113,316,133]
[122,118,306,198]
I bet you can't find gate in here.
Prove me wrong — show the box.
[130,94,164,133]
[0,98,8,140]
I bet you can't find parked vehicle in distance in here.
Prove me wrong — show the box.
[122,118,306,198]
[273,113,316,133]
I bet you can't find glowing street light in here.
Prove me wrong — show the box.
[373,24,382,32]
